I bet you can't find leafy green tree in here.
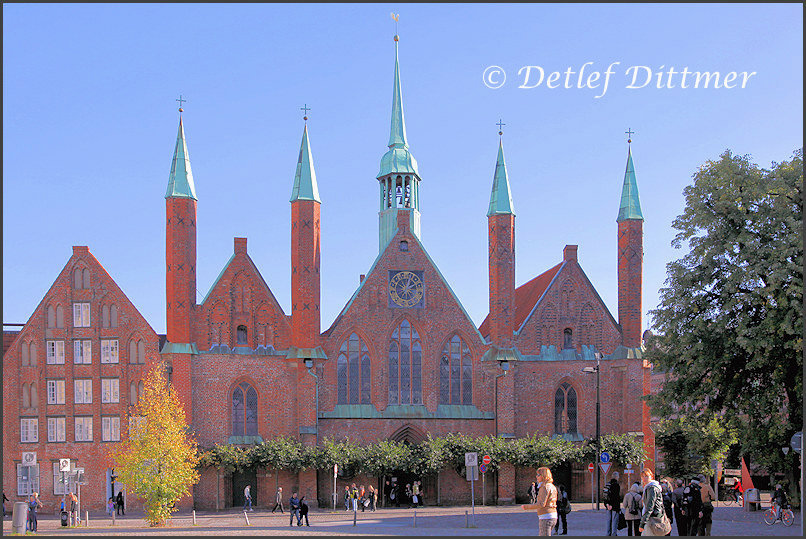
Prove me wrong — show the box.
[111,362,200,526]
[253,436,306,472]
[655,415,737,478]
[511,434,582,469]
[647,148,802,504]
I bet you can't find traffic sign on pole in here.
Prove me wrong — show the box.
[600,452,611,464]
[600,462,612,476]
[465,452,478,467]
[588,463,595,473]
[482,455,491,465]
[479,463,488,474]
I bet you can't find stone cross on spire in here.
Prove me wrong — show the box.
[176,94,186,113]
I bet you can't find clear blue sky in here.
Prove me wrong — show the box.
[3,3,802,335]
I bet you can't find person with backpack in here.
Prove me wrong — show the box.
[622,482,643,536]
[298,494,310,526]
[671,479,687,537]
[697,474,715,535]
[553,484,570,535]
[660,480,674,536]
[344,485,351,511]
[605,471,622,536]
[681,477,703,536]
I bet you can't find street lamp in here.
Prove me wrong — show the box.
[303,358,319,446]
[494,359,509,437]
[582,352,602,510]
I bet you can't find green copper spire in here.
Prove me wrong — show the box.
[165,116,197,200]
[378,35,419,178]
[290,124,321,203]
[616,146,643,221]
[487,139,515,216]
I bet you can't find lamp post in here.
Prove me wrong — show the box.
[303,358,319,446]
[583,352,601,510]
[494,359,510,437]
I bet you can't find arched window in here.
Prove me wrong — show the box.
[563,328,573,349]
[439,335,472,405]
[82,268,91,289]
[138,340,145,364]
[102,305,110,328]
[232,382,258,436]
[236,325,248,345]
[554,382,577,434]
[21,342,29,366]
[110,305,118,327]
[48,306,56,328]
[30,383,38,410]
[56,305,64,328]
[388,320,422,405]
[22,384,30,409]
[74,268,82,289]
[337,333,370,404]
[130,382,137,404]
[30,343,37,366]
[129,340,136,364]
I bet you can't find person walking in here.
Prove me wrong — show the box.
[298,495,310,526]
[553,484,570,535]
[350,483,359,512]
[344,485,351,511]
[289,492,301,526]
[732,478,744,503]
[671,479,687,537]
[681,477,703,536]
[535,467,558,536]
[27,492,42,533]
[412,481,421,507]
[369,485,377,512]
[384,480,391,507]
[638,469,666,536]
[623,481,643,536]
[272,486,284,513]
[697,474,715,536]
[605,471,622,536]
[359,484,367,512]
[243,484,253,512]
[107,497,115,518]
[391,481,400,507]
[660,480,674,536]
[116,490,125,516]
[529,481,538,504]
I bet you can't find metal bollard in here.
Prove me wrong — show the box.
[85,510,90,527]
[353,508,357,526]
[193,509,197,525]
[465,510,468,528]
[413,509,417,527]
[243,510,250,526]
[112,511,116,525]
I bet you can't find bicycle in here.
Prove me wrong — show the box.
[727,491,743,506]
[763,503,794,526]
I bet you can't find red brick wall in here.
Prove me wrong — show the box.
[618,220,643,347]
[488,214,515,348]
[166,198,197,346]
[291,200,321,348]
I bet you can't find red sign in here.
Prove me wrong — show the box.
[588,463,595,473]
[483,455,491,465]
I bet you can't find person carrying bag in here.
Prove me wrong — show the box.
[638,469,671,536]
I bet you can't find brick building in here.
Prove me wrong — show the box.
[3,35,653,512]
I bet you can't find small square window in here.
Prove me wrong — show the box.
[399,241,409,252]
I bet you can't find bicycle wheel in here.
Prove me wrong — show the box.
[782,509,795,527]
[763,508,777,525]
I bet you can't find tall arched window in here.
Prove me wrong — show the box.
[48,306,56,328]
[102,305,110,328]
[110,305,118,327]
[82,268,90,289]
[388,321,422,405]
[439,335,472,405]
[563,328,573,349]
[74,268,82,289]
[236,325,248,345]
[30,383,38,410]
[21,342,29,366]
[337,333,370,404]
[554,382,577,434]
[22,384,30,409]
[231,382,258,436]
[56,305,64,328]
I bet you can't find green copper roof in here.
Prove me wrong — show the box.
[487,139,515,216]
[378,37,420,178]
[290,124,321,203]
[616,147,643,221]
[165,117,197,200]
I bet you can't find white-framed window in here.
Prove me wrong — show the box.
[74,416,93,441]
[46,340,65,364]
[102,416,121,442]
[101,339,119,364]
[52,461,73,495]
[74,379,92,404]
[47,379,66,405]
[73,303,90,328]
[101,378,120,403]
[47,417,66,442]
[20,418,38,442]
[73,340,92,364]
[17,463,39,496]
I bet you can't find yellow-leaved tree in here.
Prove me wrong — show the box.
[110,361,199,526]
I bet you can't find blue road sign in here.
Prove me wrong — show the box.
[600,452,611,464]
[479,463,488,474]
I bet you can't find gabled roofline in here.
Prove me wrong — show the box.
[515,261,567,335]
[200,253,235,305]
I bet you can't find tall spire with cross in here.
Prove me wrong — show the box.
[488,121,515,217]
[290,107,321,203]
[617,129,642,222]
[377,22,422,252]
[166,95,196,200]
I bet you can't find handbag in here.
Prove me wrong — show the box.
[648,512,672,536]
[617,510,627,530]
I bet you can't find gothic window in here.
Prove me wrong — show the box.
[73,268,82,289]
[30,343,37,366]
[554,382,577,435]
[232,381,258,436]
[110,305,118,327]
[236,325,248,345]
[22,384,30,409]
[439,334,472,405]
[83,268,90,289]
[21,342,29,366]
[388,320,422,405]
[48,306,56,328]
[563,328,573,349]
[30,383,38,410]
[56,305,64,328]
[337,333,370,404]
[102,305,110,328]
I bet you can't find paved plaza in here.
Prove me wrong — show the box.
[3,501,802,536]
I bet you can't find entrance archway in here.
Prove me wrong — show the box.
[385,425,429,507]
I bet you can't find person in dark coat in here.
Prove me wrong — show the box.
[529,481,538,504]
[671,479,688,537]
[554,484,570,535]
[116,491,125,515]
[298,495,310,526]
[27,492,42,533]
[272,487,284,513]
[605,471,622,536]
[289,492,301,526]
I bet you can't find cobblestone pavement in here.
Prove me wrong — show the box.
[3,502,802,536]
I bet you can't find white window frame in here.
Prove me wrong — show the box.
[101,378,120,403]
[74,416,93,442]
[20,418,38,443]
[74,379,92,404]
[17,463,40,496]
[47,417,66,442]
[52,461,73,495]
[46,340,65,364]
[73,340,92,364]
[102,416,121,442]
[47,379,66,405]
[101,339,119,364]
[73,303,90,328]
